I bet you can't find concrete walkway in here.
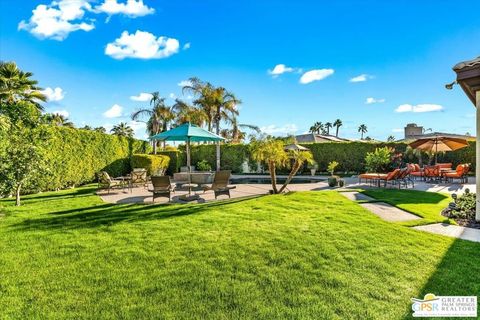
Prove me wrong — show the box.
[413,223,480,243]
[340,191,420,222]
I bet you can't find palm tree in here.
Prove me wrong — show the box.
[387,135,396,142]
[81,125,93,130]
[111,122,133,138]
[94,126,106,133]
[0,61,46,110]
[182,77,241,170]
[309,121,323,134]
[358,124,368,140]
[132,92,175,153]
[221,116,260,143]
[333,119,342,137]
[325,122,333,135]
[172,99,207,127]
[42,113,74,127]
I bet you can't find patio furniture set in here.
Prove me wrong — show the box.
[97,169,236,202]
[359,163,471,189]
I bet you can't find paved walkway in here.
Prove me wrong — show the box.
[413,223,480,243]
[340,191,420,222]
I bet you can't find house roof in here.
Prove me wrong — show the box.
[397,132,475,143]
[295,133,350,143]
[453,56,480,105]
[453,56,480,71]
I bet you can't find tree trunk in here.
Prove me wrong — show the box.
[215,120,221,171]
[15,184,21,206]
[336,127,339,137]
[268,161,278,193]
[153,141,157,154]
[278,161,301,193]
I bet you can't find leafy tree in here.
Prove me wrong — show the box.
[172,99,207,127]
[0,125,48,206]
[365,147,393,173]
[251,138,313,194]
[333,119,342,137]
[111,122,134,138]
[358,124,368,140]
[94,126,106,133]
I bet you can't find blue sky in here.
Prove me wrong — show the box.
[1,0,479,140]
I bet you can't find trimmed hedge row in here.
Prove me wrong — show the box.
[157,150,181,175]
[36,126,151,191]
[131,154,170,175]
[171,141,476,174]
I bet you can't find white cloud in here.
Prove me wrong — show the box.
[177,80,192,87]
[299,69,334,84]
[365,97,385,104]
[183,42,191,50]
[260,124,298,135]
[18,0,95,40]
[41,87,65,101]
[349,74,374,83]
[392,128,403,133]
[95,0,154,18]
[395,103,444,113]
[105,30,180,60]
[268,64,295,77]
[169,93,176,99]
[51,109,69,117]
[103,104,123,118]
[130,92,152,102]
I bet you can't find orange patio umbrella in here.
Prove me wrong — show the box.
[409,135,469,164]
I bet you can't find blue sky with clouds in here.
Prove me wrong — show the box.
[1,0,479,140]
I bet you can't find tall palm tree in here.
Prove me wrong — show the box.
[309,122,323,134]
[172,99,207,127]
[333,119,342,137]
[221,116,260,143]
[111,122,133,138]
[358,124,368,140]
[42,113,74,127]
[325,122,333,135]
[0,61,46,110]
[387,135,396,142]
[182,77,241,170]
[131,92,174,153]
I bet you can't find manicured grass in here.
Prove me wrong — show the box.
[1,188,479,319]
[361,189,452,226]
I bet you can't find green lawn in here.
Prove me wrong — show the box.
[1,188,479,319]
[362,189,452,227]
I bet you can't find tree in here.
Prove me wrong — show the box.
[81,125,93,130]
[309,121,323,134]
[172,99,207,127]
[42,113,74,127]
[358,124,368,140]
[0,61,47,110]
[333,119,342,137]
[94,126,106,133]
[111,122,134,138]
[251,138,313,194]
[387,135,396,142]
[0,125,47,206]
[132,92,175,153]
[325,122,333,135]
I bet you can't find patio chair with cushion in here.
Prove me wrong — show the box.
[97,171,125,194]
[423,165,440,182]
[377,168,401,188]
[203,170,236,199]
[397,167,414,189]
[444,164,469,184]
[130,168,148,190]
[409,163,424,180]
[149,176,176,202]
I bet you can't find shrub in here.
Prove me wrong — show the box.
[327,161,339,176]
[131,154,170,176]
[196,160,212,171]
[157,150,181,175]
[365,147,394,173]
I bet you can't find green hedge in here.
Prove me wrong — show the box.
[157,150,181,175]
[179,144,251,173]
[34,126,151,191]
[131,154,170,175]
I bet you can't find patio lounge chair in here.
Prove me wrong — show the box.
[395,167,414,189]
[377,168,401,188]
[423,165,440,182]
[409,163,424,180]
[97,171,125,194]
[203,170,236,199]
[149,176,176,202]
[130,168,148,190]
[444,164,469,183]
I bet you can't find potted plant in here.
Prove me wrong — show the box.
[309,161,318,176]
[327,161,339,187]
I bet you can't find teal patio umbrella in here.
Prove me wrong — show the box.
[150,123,224,198]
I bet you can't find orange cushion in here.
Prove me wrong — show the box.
[414,164,421,172]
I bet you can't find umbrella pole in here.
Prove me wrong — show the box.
[186,137,192,196]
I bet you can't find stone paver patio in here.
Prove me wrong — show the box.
[413,223,480,243]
